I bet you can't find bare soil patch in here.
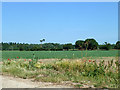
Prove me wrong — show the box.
[0,74,73,88]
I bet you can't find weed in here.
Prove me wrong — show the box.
[2,56,119,88]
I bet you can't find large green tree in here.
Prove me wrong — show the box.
[84,38,98,50]
[75,40,85,50]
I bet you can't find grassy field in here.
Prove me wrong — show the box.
[1,50,119,88]
[2,50,119,60]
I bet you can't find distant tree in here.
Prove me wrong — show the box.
[19,47,24,51]
[105,42,112,50]
[52,43,63,51]
[40,39,45,48]
[84,39,98,50]
[72,45,75,51]
[42,43,54,51]
[115,41,120,49]
[63,43,73,51]
[2,43,10,50]
[75,40,85,50]
[99,42,112,50]
[2,39,118,51]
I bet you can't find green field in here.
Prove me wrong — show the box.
[2,50,119,60]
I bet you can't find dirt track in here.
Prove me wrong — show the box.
[0,75,73,88]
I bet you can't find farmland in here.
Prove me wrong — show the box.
[2,50,119,60]
[1,50,119,88]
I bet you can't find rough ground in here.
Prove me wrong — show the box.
[0,75,73,88]
[0,57,118,88]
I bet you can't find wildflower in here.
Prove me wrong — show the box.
[24,59,26,61]
[29,59,32,62]
[89,60,91,62]
[8,59,11,61]
[84,60,86,62]
[17,57,19,58]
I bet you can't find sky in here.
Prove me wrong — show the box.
[2,2,118,44]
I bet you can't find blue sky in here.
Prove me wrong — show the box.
[2,2,118,44]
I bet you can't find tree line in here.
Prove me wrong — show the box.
[1,38,120,51]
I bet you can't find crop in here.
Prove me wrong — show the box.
[2,50,119,60]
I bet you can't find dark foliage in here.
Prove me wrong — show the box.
[1,39,119,51]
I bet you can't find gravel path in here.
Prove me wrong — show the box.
[0,75,73,88]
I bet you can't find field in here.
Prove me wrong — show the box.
[1,50,120,88]
[2,50,119,60]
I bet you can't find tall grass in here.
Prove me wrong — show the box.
[2,57,119,88]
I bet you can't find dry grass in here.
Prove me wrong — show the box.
[2,56,119,88]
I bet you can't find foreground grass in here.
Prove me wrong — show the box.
[2,57,119,88]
